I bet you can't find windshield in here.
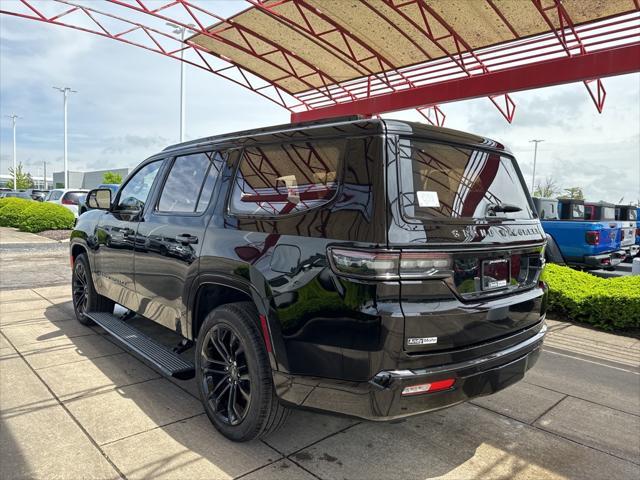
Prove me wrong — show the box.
[398,139,534,221]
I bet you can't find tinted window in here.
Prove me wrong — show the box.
[157,152,223,213]
[62,191,87,205]
[117,161,162,210]
[48,190,63,201]
[571,204,584,219]
[229,140,344,216]
[399,140,533,220]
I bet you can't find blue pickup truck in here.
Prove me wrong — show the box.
[534,198,625,269]
[614,204,640,258]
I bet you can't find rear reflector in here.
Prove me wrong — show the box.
[259,314,273,353]
[401,378,455,396]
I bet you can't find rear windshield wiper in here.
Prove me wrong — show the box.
[485,203,522,220]
[486,203,522,214]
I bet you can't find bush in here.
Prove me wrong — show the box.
[0,198,33,227]
[16,202,75,233]
[542,263,640,330]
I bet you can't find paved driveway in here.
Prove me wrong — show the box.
[1,283,639,479]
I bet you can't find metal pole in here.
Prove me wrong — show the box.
[529,139,544,193]
[11,115,17,190]
[53,87,77,189]
[167,23,193,143]
[179,27,186,143]
[63,89,68,188]
[43,161,47,190]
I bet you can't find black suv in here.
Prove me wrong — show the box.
[71,118,547,442]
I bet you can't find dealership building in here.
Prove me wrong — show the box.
[51,168,130,189]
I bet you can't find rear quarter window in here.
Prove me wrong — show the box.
[229,139,345,216]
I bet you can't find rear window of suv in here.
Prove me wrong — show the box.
[229,139,345,216]
[398,139,534,221]
[63,191,87,205]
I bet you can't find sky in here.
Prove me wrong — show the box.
[0,1,639,204]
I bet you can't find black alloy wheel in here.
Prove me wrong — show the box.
[72,260,89,317]
[200,325,251,426]
[196,302,289,441]
[71,253,114,325]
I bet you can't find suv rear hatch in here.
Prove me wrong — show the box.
[393,137,545,353]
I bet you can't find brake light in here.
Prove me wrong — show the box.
[329,248,451,279]
[585,230,600,245]
[402,378,455,396]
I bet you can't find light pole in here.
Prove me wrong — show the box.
[166,23,194,142]
[53,86,77,188]
[529,139,544,193]
[5,114,19,190]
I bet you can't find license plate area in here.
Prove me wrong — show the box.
[482,258,510,291]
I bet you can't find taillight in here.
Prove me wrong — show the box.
[585,230,600,245]
[402,378,456,396]
[329,248,451,279]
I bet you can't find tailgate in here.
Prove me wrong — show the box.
[401,244,545,353]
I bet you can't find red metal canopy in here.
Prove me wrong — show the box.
[2,0,639,125]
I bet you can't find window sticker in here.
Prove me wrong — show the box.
[416,191,440,208]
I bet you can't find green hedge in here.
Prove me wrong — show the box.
[0,198,33,227]
[542,263,640,330]
[0,197,75,233]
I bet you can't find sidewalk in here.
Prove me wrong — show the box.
[0,227,57,245]
[1,284,638,479]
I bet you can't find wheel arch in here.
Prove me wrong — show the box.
[188,274,282,372]
[544,233,565,264]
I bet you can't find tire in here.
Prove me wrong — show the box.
[195,302,289,442]
[71,253,114,325]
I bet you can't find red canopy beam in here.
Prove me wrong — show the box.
[291,43,640,122]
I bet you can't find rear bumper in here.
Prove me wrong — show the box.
[583,250,626,267]
[624,245,639,257]
[274,322,546,420]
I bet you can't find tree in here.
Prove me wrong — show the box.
[102,171,123,184]
[533,176,560,198]
[8,162,34,190]
[559,187,584,200]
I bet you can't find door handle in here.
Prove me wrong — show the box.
[175,234,198,245]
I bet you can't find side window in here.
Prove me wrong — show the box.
[229,140,344,216]
[49,191,63,201]
[157,151,224,214]
[117,160,162,211]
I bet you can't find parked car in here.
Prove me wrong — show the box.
[70,118,547,442]
[615,204,639,258]
[0,191,32,199]
[534,197,625,269]
[46,189,89,217]
[78,184,120,215]
[24,189,50,201]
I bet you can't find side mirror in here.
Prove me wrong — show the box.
[87,188,112,210]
